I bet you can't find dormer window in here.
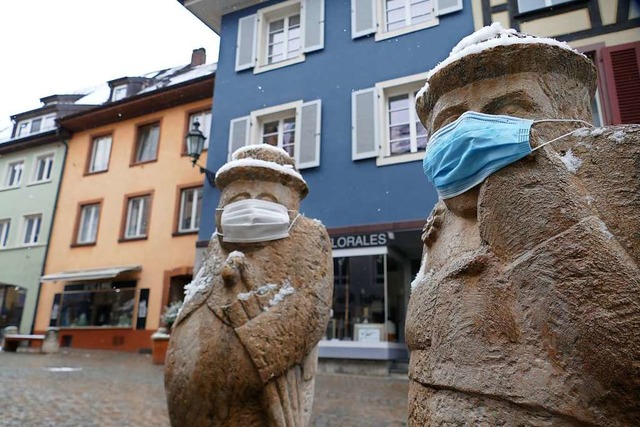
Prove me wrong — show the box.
[14,114,56,138]
[112,85,128,102]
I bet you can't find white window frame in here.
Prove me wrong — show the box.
[112,85,128,102]
[77,203,100,244]
[124,195,151,239]
[250,100,303,158]
[188,111,212,150]
[255,1,306,74]
[375,71,430,166]
[178,186,203,233]
[89,135,113,173]
[0,219,10,248]
[15,114,56,138]
[22,214,42,246]
[375,0,439,41]
[30,152,55,184]
[4,159,25,188]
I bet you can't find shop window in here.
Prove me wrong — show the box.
[76,203,101,245]
[22,214,42,246]
[351,0,462,41]
[0,286,26,330]
[4,160,24,188]
[188,110,211,150]
[228,99,321,169]
[123,194,151,239]
[89,135,112,173]
[134,122,160,164]
[235,0,324,73]
[32,153,54,183]
[352,71,429,165]
[57,282,136,328]
[0,219,10,248]
[516,0,574,14]
[178,186,203,233]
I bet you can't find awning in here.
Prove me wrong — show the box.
[41,265,142,282]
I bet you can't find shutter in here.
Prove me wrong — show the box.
[352,87,379,160]
[602,42,640,124]
[434,0,463,16]
[228,116,251,160]
[297,100,322,169]
[351,0,377,39]
[235,14,257,72]
[302,0,324,52]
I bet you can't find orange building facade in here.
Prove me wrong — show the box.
[33,60,214,351]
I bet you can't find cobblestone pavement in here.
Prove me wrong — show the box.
[0,349,408,426]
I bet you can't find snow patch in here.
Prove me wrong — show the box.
[182,266,211,308]
[560,149,582,174]
[598,221,613,239]
[256,284,278,296]
[608,130,625,143]
[590,127,605,137]
[232,144,291,161]
[417,22,582,101]
[216,158,306,185]
[237,291,253,301]
[411,255,429,291]
[585,195,595,205]
[227,251,245,261]
[269,280,295,306]
[572,128,591,138]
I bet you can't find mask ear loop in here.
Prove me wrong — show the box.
[288,212,301,232]
[531,119,594,152]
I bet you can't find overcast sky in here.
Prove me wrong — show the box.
[0,0,220,132]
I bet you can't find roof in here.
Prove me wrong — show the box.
[181,0,261,34]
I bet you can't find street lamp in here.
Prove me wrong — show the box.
[186,120,215,186]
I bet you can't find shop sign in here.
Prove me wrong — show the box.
[330,232,391,249]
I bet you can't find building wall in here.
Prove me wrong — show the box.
[34,99,210,343]
[198,0,475,242]
[0,141,66,333]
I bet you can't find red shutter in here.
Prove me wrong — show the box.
[602,42,640,124]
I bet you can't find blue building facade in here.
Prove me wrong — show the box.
[185,0,473,368]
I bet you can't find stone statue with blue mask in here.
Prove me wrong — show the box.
[165,145,333,427]
[406,23,640,426]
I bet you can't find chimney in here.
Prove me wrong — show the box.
[191,48,206,67]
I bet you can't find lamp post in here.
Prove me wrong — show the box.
[186,121,216,186]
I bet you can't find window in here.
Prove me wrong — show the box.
[30,118,42,134]
[228,99,322,169]
[89,135,112,173]
[517,0,573,14]
[0,219,10,248]
[32,153,54,183]
[178,187,203,233]
[22,214,42,245]
[77,204,100,244]
[4,160,24,187]
[351,0,462,41]
[235,0,324,73]
[124,195,151,239]
[188,111,211,150]
[14,114,56,138]
[352,71,429,165]
[134,123,160,164]
[57,281,136,328]
[112,85,127,102]
[17,122,28,137]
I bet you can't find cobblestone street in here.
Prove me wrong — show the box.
[0,349,408,426]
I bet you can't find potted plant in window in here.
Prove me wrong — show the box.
[151,301,182,365]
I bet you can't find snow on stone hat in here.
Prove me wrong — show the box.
[416,22,596,124]
[215,144,309,199]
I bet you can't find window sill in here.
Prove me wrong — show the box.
[71,242,97,248]
[254,55,305,75]
[0,244,46,252]
[27,179,52,187]
[57,326,133,330]
[118,236,148,243]
[130,158,158,167]
[376,151,425,167]
[0,184,21,192]
[84,169,109,177]
[374,18,439,42]
[173,230,199,237]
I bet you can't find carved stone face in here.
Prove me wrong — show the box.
[424,71,592,213]
[215,179,301,234]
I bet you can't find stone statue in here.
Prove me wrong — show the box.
[165,146,333,426]
[406,23,640,426]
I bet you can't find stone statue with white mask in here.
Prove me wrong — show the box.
[165,145,333,426]
[407,24,640,426]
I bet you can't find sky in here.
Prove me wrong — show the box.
[0,0,220,133]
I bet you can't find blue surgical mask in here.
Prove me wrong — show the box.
[423,111,591,199]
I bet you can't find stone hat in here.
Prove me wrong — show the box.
[215,145,309,199]
[416,23,597,124]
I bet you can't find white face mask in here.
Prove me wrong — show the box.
[217,199,299,243]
